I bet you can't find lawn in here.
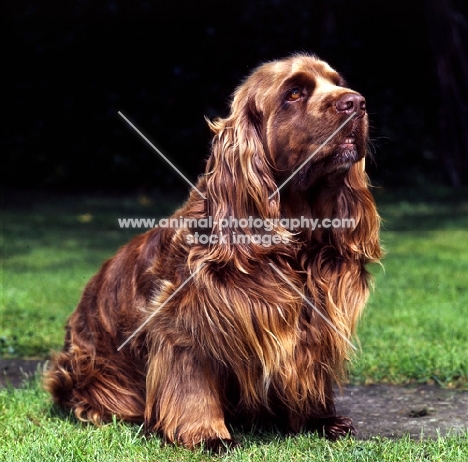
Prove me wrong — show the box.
[354,189,468,388]
[1,188,468,461]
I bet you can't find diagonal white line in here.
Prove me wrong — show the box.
[268,263,357,350]
[117,263,205,351]
[118,111,207,200]
[268,111,357,199]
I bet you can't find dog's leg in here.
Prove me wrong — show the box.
[145,345,233,451]
[283,370,356,440]
[314,382,356,440]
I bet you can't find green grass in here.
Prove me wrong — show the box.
[1,191,180,357]
[1,375,467,461]
[352,190,468,389]
[1,188,468,460]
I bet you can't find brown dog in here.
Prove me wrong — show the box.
[44,53,381,450]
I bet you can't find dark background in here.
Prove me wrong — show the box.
[3,0,468,194]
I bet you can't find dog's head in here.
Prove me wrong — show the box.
[222,54,369,192]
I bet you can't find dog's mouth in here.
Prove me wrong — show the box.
[335,117,365,155]
[334,135,361,165]
[338,136,356,148]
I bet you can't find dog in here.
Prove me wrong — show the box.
[44,53,382,450]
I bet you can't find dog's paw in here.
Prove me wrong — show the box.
[169,423,236,452]
[200,436,239,453]
[323,415,356,440]
[309,415,356,441]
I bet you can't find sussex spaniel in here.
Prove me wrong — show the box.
[44,53,382,450]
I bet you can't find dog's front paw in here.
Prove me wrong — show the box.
[168,421,236,453]
[199,436,238,453]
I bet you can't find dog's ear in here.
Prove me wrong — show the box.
[203,90,290,270]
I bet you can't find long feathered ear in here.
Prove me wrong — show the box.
[203,91,291,270]
[335,159,382,262]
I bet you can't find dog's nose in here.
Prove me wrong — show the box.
[336,94,366,118]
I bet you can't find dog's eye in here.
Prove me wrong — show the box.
[286,88,303,101]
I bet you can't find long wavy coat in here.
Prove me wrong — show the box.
[44,54,382,450]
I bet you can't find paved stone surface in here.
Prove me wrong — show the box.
[336,384,468,439]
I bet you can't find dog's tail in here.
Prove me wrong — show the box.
[43,344,146,424]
